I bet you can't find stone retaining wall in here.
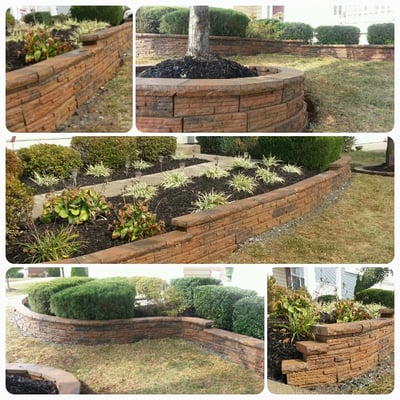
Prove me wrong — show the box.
[136,33,394,61]
[282,318,394,387]
[12,298,264,377]
[136,65,307,133]
[56,155,351,264]
[6,22,132,132]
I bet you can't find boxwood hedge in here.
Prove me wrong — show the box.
[232,296,264,339]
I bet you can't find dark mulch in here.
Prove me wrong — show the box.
[6,373,59,394]
[6,163,317,264]
[362,163,394,173]
[139,55,257,79]
[21,157,209,196]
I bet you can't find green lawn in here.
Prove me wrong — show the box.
[136,53,394,132]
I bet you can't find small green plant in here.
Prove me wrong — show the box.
[85,162,112,178]
[131,159,153,170]
[261,154,282,168]
[30,171,60,187]
[161,170,191,189]
[124,181,157,203]
[171,152,190,161]
[334,299,371,322]
[281,163,303,175]
[203,165,230,179]
[21,226,85,263]
[40,188,110,225]
[232,157,256,169]
[228,172,257,194]
[111,202,165,242]
[255,167,285,184]
[192,189,229,212]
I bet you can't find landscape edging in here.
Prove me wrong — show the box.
[55,155,351,264]
[6,22,132,132]
[11,297,264,377]
[281,318,394,387]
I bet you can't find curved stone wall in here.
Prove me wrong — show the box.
[11,298,264,377]
[6,22,132,132]
[136,65,307,132]
[56,155,351,264]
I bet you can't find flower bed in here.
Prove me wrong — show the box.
[55,155,351,264]
[11,297,264,377]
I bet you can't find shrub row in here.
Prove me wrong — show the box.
[197,136,344,171]
[136,6,393,44]
[70,6,124,26]
[355,288,394,309]
[13,136,176,179]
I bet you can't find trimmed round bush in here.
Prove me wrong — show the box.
[136,136,177,162]
[193,285,257,331]
[367,23,394,45]
[355,288,394,309]
[70,6,124,26]
[50,278,136,320]
[315,25,360,44]
[24,11,52,25]
[17,144,83,179]
[6,149,23,178]
[159,8,189,35]
[130,276,168,303]
[246,18,284,39]
[233,296,264,339]
[279,22,313,43]
[28,277,93,315]
[6,175,34,244]
[196,136,240,156]
[258,136,343,171]
[136,6,182,33]
[170,277,221,309]
[70,136,138,168]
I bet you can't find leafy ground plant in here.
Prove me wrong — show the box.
[161,170,191,189]
[203,165,230,179]
[228,172,257,194]
[192,189,229,212]
[124,181,158,203]
[85,162,112,178]
[232,157,256,169]
[255,167,285,184]
[281,164,302,175]
[29,171,60,187]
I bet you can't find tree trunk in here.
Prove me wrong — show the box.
[186,6,210,58]
[385,137,394,168]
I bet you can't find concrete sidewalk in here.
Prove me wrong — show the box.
[267,379,314,394]
[32,154,235,218]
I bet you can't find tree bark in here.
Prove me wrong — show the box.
[186,6,210,58]
[385,137,394,168]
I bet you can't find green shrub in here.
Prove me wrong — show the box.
[334,299,371,322]
[70,6,124,26]
[136,6,182,33]
[111,202,165,242]
[70,267,88,277]
[50,278,136,320]
[316,294,338,304]
[70,136,138,168]
[6,9,16,28]
[355,288,394,309]
[246,18,284,39]
[196,136,239,156]
[279,22,313,43]
[170,277,221,309]
[233,296,264,339]
[131,276,168,302]
[258,136,343,171]
[193,285,257,331]
[40,188,110,225]
[160,7,250,37]
[6,149,23,178]
[367,23,394,45]
[24,11,52,25]
[18,144,82,179]
[315,25,360,44]
[6,176,34,244]
[136,136,177,162]
[28,277,92,315]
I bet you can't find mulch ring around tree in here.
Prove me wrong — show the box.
[6,162,317,264]
[352,163,394,177]
[138,55,257,79]
[6,373,59,394]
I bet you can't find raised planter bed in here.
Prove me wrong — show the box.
[136,65,307,132]
[6,22,132,132]
[6,363,80,394]
[11,297,264,377]
[281,318,394,387]
[51,155,351,264]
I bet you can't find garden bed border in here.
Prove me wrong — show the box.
[6,22,132,132]
[281,317,394,387]
[11,297,264,377]
[55,155,351,264]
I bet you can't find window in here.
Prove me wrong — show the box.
[290,267,305,290]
